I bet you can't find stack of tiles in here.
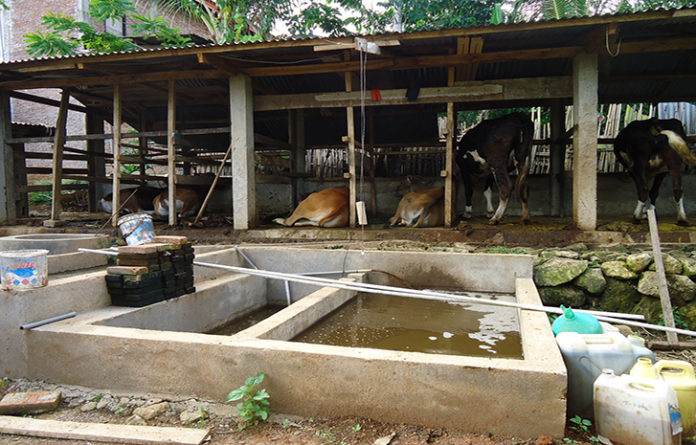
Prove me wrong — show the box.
[150,236,195,297]
[105,239,195,307]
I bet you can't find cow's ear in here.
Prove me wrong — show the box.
[650,126,661,136]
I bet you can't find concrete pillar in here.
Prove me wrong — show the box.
[0,92,15,224]
[230,75,256,229]
[572,53,598,230]
[549,99,565,217]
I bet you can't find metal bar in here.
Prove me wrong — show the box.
[78,248,647,323]
[20,311,76,330]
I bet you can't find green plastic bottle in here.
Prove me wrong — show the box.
[552,305,603,336]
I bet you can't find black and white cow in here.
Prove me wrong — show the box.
[614,118,696,225]
[455,112,534,225]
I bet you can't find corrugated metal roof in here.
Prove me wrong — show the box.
[3,6,692,66]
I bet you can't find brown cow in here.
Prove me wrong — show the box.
[152,187,202,219]
[390,176,444,227]
[273,186,349,227]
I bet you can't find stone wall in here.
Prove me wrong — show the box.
[529,244,696,329]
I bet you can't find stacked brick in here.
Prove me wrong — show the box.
[105,236,195,307]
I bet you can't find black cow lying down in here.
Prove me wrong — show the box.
[455,112,534,225]
[614,118,696,225]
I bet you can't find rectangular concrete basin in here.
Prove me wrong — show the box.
[21,246,567,439]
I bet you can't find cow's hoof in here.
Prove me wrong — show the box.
[631,218,643,225]
[677,219,690,227]
[521,218,531,225]
[272,217,287,226]
[486,211,495,218]
[488,219,500,225]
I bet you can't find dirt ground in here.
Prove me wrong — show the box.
[1,334,694,445]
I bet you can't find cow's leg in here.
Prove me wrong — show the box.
[483,176,495,218]
[489,167,512,225]
[668,170,689,226]
[516,155,531,224]
[628,165,650,223]
[462,173,474,219]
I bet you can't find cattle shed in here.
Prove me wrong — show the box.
[0,8,695,231]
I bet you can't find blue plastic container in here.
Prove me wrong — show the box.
[552,306,603,336]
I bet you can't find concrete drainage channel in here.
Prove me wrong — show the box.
[2,245,567,439]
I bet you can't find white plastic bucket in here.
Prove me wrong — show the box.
[117,213,155,246]
[0,249,49,290]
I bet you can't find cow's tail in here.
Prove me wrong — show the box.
[662,130,696,166]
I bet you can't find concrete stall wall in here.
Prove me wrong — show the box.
[234,246,534,306]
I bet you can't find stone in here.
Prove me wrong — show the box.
[540,249,580,259]
[126,414,148,426]
[638,272,696,305]
[601,261,637,280]
[573,267,606,295]
[680,256,696,278]
[626,252,652,273]
[536,434,554,445]
[589,250,627,263]
[598,278,642,314]
[80,401,97,412]
[180,409,205,424]
[649,254,683,275]
[566,243,588,252]
[632,296,664,325]
[668,274,696,306]
[133,401,169,420]
[538,285,586,308]
[534,258,589,287]
[96,398,110,410]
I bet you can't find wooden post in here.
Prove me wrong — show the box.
[572,53,598,230]
[167,79,177,226]
[0,92,15,224]
[344,52,357,227]
[444,59,456,227]
[111,85,121,227]
[139,108,148,178]
[13,143,27,217]
[86,115,106,213]
[230,74,256,229]
[50,89,70,222]
[289,109,306,207]
[647,208,679,345]
[549,99,565,217]
[367,109,377,214]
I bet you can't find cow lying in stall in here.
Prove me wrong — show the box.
[273,186,349,227]
[455,112,534,225]
[152,187,202,220]
[389,176,444,227]
[614,118,696,225]
[98,186,162,215]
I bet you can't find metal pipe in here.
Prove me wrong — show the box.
[20,311,76,330]
[78,248,647,323]
[234,246,258,269]
[284,280,292,306]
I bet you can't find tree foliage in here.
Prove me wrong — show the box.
[23,0,192,58]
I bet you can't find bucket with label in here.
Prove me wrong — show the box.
[117,213,155,246]
[594,369,682,445]
[555,331,655,419]
[0,249,49,290]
